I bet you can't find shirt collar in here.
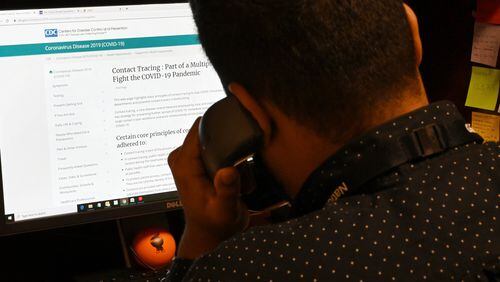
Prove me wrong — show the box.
[289,101,481,218]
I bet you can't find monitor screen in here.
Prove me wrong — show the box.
[0,2,224,234]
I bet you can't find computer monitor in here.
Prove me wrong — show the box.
[0,0,225,235]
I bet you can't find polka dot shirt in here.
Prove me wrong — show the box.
[168,102,499,281]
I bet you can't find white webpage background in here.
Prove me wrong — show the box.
[0,4,225,221]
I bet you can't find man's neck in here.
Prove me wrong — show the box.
[266,85,429,199]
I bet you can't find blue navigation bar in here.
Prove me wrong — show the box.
[0,34,199,57]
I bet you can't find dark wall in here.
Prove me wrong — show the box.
[0,221,123,281]
[405,0,476,119]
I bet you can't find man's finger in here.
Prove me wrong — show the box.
[179,117,202,160]
[174,117,207,179]
[213,167,241,200]
[167,147,181,168]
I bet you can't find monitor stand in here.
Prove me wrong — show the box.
[117,219,133,268]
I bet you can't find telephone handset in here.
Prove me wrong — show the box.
[199,95,263,180]
[199,95,290,217]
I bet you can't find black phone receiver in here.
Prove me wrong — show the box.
[199,95,264,180]
[199,95,290,219]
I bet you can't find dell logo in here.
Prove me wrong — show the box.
[165,200,182,209]
[44,29,58,37]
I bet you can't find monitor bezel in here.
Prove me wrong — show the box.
[0,0,189,236]
[0,0,183,10]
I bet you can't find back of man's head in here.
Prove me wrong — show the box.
[190,0,419,140]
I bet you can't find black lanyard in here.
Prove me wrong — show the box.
[290,120,483,218]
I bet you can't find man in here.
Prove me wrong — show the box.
[166,0,499,281]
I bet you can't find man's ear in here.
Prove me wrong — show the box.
[404,4,422,66]
[228,83,273,144]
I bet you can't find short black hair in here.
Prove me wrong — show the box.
[190,0,418,140]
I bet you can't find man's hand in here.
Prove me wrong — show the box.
[168,118,249,260]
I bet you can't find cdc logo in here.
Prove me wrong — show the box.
[44,29,58,38]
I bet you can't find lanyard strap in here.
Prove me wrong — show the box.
[290,120,483,218]
[329,120,483,202]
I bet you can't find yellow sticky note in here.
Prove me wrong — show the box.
[465,67,500,111]
[472,112,500,142]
